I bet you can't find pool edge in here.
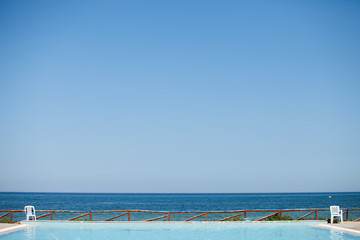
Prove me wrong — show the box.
[317,224,360,236]
[0,224,28,236]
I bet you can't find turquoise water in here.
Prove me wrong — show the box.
[1,222,359,240]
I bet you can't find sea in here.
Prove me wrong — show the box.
[1,192,359,221]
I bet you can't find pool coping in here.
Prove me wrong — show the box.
[0,224,28,236]
[317,224,360,236]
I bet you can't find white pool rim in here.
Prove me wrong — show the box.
[0,224,28,236]
[318,224,360,236]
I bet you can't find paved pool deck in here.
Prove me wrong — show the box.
[327,222,360,231]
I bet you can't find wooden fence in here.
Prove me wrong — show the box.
[1,208,360,223]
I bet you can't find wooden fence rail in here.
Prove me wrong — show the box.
[0,208,359,223]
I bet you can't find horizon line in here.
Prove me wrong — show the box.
[1,191,359,194]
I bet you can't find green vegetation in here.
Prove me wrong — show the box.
[266,213,293,221]
[223,215,244,221]
[0,217,13,223]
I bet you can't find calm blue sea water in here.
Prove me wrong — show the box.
[1,192,359,221]
[1,192,359,211]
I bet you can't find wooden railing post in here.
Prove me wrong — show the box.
[168,212,170,221]
[315,210,317,220]
[205,212,207,221]
[50,211,53,220]
[346,209,349,221]
[244,210,247,218]
[279,210,282,220]
[128,211,131,221]
[89,212,92,221]
[10,211,13,223]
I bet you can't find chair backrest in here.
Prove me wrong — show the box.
[24,206,35,215]
[330,205,340,214]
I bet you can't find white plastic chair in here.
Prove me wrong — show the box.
[24,206,36,220]
[330,205,343,224]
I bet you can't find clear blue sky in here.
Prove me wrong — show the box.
[0,0,359,193]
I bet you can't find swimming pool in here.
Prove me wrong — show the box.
[1,222,359,240]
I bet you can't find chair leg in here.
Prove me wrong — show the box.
[340,215,343,223]
[331,216,333,224]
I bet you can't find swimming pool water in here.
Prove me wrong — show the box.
[1,222,359,240]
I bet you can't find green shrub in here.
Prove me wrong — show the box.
[0,217,11,223]
[266,213,293,221]
[223,215,243,221]
[282,214,293,220]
